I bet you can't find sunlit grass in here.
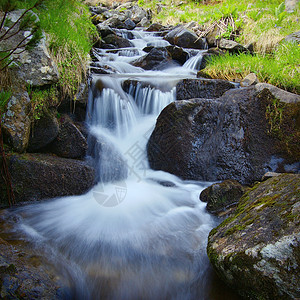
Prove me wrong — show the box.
[203,42,300,94]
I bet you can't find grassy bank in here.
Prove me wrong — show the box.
[13,0,97,98]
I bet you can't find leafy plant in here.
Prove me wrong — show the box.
[275,2,286,26]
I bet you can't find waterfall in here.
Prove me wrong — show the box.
[1,28,237,299]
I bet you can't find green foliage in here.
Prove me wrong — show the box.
[275,2,286,26]
[28,86,58,120]
[0,90,12,115]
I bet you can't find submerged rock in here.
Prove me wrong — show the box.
[147,85,300,184]
[0,153,95,207]
[200,180,247,214]
[0,236,63,299]
[207,174,300,299]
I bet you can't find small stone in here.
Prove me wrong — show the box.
[240,73,258,87]
[261,171,282,181]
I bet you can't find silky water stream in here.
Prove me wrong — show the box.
[1,29,240,299]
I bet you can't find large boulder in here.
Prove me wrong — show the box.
[27,109,60,152]
[1,10,59,87]
[176,79,236,100]
[207,174,300,299]
[132,47,172,70]
[217,38,248,54]
[166,45,189,65]
[2,90,31,153]
[0,153,95,207]
[164,25,207,49]
[147,85,300,185]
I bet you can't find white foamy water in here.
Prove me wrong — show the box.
[2,28,233,300]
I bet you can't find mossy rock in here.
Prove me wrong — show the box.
[207,173,300,299]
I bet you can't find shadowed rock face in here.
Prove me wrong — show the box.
[147,85,300,185]
[0,153,95,207]
[207,174,300,300]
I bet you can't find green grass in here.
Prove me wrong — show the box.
[13,0,97,98]
[203,42,300,94]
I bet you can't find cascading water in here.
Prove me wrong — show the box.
[1,29,239,299]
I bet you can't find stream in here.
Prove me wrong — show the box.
[1,28,240,299]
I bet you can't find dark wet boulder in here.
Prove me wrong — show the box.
[124,18,136,30]
[207,174,300,300]
[132,47,172,70]
[27,109,59,152]
[0,153,95,207]
[176,79,236,100]
[147,85,300,185]
[164,25,207,49]
[200,180,248,214]
[103,34,134,48]
[48,116,87,159]
[166,45,189,65]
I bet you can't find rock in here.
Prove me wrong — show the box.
[0,153,95,207]
[2,90,31,153]
[166,45,189,65]
[131,5,149,24]
[283,30,300,44]
[176,79,236,100]
[285,0,298,13]
[2,10,59,87]
[137,17,151,28]
[96,24,116,38]
[103,34,134,48]
[102,16,126,29]
[207,174,300,299]
[205,24,221,47]
[132,47,172,70]
[200,180,248,214]
[49,117,87,159]
[240,73,258,87]
[27,109,59,152]
[146,23,165,32]
[164,25,207,49]
[261,171,282,181]
[147,85,300,185]
[217,39,248,53]
[0,237,63,299]
[124,18,136,30]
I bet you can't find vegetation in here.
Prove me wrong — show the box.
[136,0,299,94]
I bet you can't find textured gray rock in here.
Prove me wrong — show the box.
[164,25,207,49]
[176,79,236,100]
[147,85,300,184]
[207,174,300,299]
[240,73,258,87]
[217,38,248,53]
[103,34,134,48]
[2,10,59,87]
[284,30,300,43]
[0,153,95,207]
[2,90,31,153]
